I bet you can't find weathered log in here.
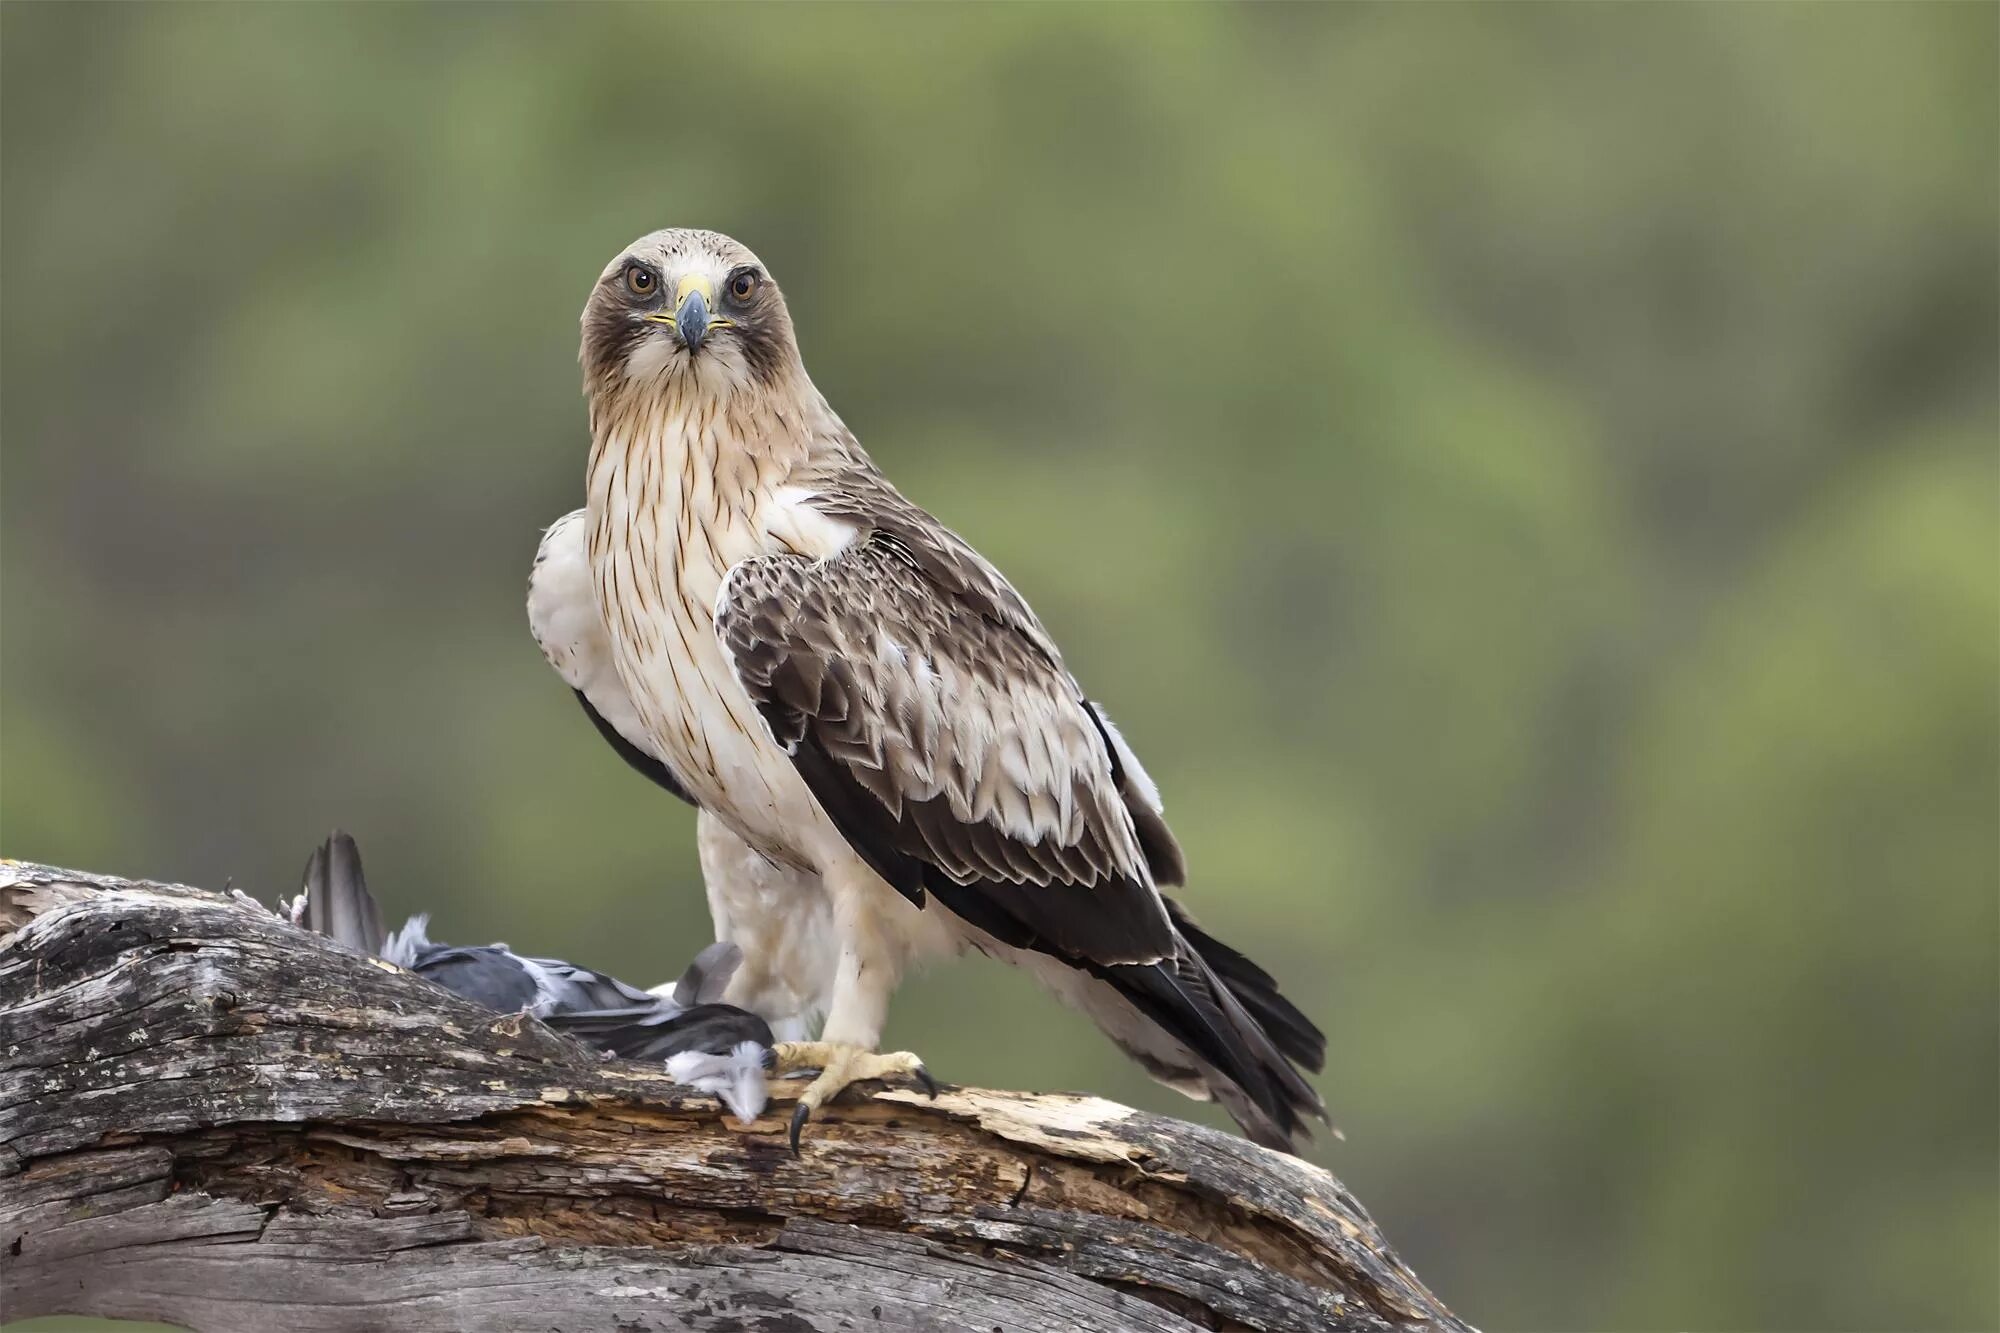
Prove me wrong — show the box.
[0,858,1467,1333]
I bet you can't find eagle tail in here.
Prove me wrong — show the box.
[1166,902,1327,1075]
[1015,904,1330,1154]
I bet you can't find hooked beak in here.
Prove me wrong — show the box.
[645,274,731,353]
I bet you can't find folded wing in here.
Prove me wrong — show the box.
[716,495,1176,967]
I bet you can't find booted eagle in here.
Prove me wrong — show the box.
[529,229,1327,1151]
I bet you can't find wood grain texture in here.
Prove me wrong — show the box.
[0,859,1469,1333]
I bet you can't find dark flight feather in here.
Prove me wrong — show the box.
[575,688,697,807]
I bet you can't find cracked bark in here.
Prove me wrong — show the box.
[0,859,1469,1333]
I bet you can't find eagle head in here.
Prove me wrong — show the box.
[580,228,800,402]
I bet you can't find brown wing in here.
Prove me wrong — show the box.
[716,512,1176,967]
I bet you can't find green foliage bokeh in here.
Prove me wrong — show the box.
[2,5,1994,1330]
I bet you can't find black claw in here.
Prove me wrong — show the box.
[915,1064,939,1099]
[789,1102,811,1156]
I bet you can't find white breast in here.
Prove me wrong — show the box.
[585,417,853,867]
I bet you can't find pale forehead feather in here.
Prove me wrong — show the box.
[599,228,767,282]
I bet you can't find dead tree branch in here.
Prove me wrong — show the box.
[0,858,1467,1333]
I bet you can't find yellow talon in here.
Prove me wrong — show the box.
[770,1040,937,1153]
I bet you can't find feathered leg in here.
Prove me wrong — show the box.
[772,859,936,1152]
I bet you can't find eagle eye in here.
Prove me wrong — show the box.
[726,268,759,302]
[624,264,656,298]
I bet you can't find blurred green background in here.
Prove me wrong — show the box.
[2,4,1994,1331]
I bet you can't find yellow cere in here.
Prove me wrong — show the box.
[675,274,716,307]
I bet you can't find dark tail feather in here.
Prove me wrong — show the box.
[302,830,386,957]
[1167,902,1327,1075]
[1091,945,1329,1152]
[1041,896,1328,1152]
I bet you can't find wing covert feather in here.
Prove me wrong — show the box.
[717,520,1176,966]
